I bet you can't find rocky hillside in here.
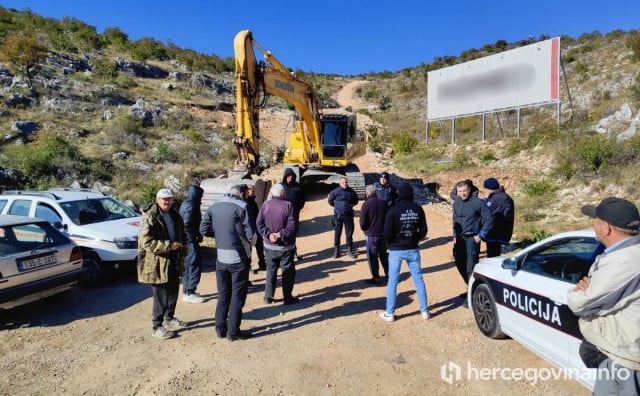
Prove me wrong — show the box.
[1,8,639,238]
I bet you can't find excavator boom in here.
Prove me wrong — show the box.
[202,30,367,202]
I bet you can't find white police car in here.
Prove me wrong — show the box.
[467,229,604,390]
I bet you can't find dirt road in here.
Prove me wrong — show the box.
[0,82,589,395]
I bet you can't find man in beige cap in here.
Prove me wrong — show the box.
[568,197,640,394]
[138,188,187,339]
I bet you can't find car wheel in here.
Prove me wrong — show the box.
[472,283,506,339]
[80,252,112,287]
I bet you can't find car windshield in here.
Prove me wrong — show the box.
[0,221,70,255]
[59,198,138,225]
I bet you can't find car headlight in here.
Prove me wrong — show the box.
[114,236,138,249]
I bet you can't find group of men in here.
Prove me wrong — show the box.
[328,172,429,322]
[138,170,306,341]
[136,170,640,394]
[451,177,515,305]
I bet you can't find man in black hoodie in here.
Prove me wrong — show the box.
[379,182,430,322]
[282,168,306,260]
[179,176,204,303]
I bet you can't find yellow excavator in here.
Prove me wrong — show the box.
[201,30,367,206]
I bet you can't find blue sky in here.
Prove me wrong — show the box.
[2,1,639,75]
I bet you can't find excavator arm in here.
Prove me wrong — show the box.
[226,29,366,198]
[234,29,324,172]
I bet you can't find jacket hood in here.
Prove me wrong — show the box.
[397,182,414,200]
[186,184,204,202]
[282,168,296,183]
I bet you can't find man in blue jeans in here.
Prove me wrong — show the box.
[379,182,430,322]
[179,175,204,303]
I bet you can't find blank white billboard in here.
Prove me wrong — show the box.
[427,37,560,120]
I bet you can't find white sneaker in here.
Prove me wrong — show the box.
[421,311,430,320]
[152,326,174,339]
[163,317,187,330]
[379,311,394,322]
[183,293,205,303]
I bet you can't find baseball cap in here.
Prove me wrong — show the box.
[581,197,640,230]
[156,188,174,199]
[380,172,390,179]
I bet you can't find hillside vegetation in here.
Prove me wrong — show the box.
[1,6,639,240]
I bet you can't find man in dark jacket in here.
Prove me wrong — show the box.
[245,183,266,273]
[179,176,204,303]
[256,183,299,305]
[379,182,429,322]
[359,184,388,284]
[482,177,515,258]
[452,180,493,299]
[374,172,397,207]
[200,184,254,341]
[328,176,359,258]
[138,188,187,339]
[282,168,306,260]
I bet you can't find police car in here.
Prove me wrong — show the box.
[467,229,604,390]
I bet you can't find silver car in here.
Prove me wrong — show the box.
[0,215,86,310]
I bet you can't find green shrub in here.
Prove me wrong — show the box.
[391,131,417,154]
[526,229,553,243]
[626,31,640,61]
[479,150,497,164]
[90,56,118,79]
[140,180,165,207]
[522,178,556,197]
[575,134,615,171]
[0,133,89,189]
[115,74,137,88]
[452,151,473,168]
[155,142,175,163]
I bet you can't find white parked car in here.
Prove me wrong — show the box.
[0,215,87,310]
[468,229,604,391]
[0,188,141,285]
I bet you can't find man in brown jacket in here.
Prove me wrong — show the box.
[138,188,187,339]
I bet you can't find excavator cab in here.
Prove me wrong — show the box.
[320,114,355,159]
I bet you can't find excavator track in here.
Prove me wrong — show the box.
[345,164,366,200]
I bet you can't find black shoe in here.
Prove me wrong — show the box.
[228,331,252,341]
[295,253,303,261]
[283,296,300,305]
[365,277,382,284]
[347,250,357,259]
[247,281,258,289]
[252,269,259,275]
[332,247,339,258]
[263,297,274,304]
[215,328,227,339]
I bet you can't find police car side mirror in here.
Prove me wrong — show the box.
[502,256,519,270]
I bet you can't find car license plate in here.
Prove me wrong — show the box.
[18,254,57,271]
